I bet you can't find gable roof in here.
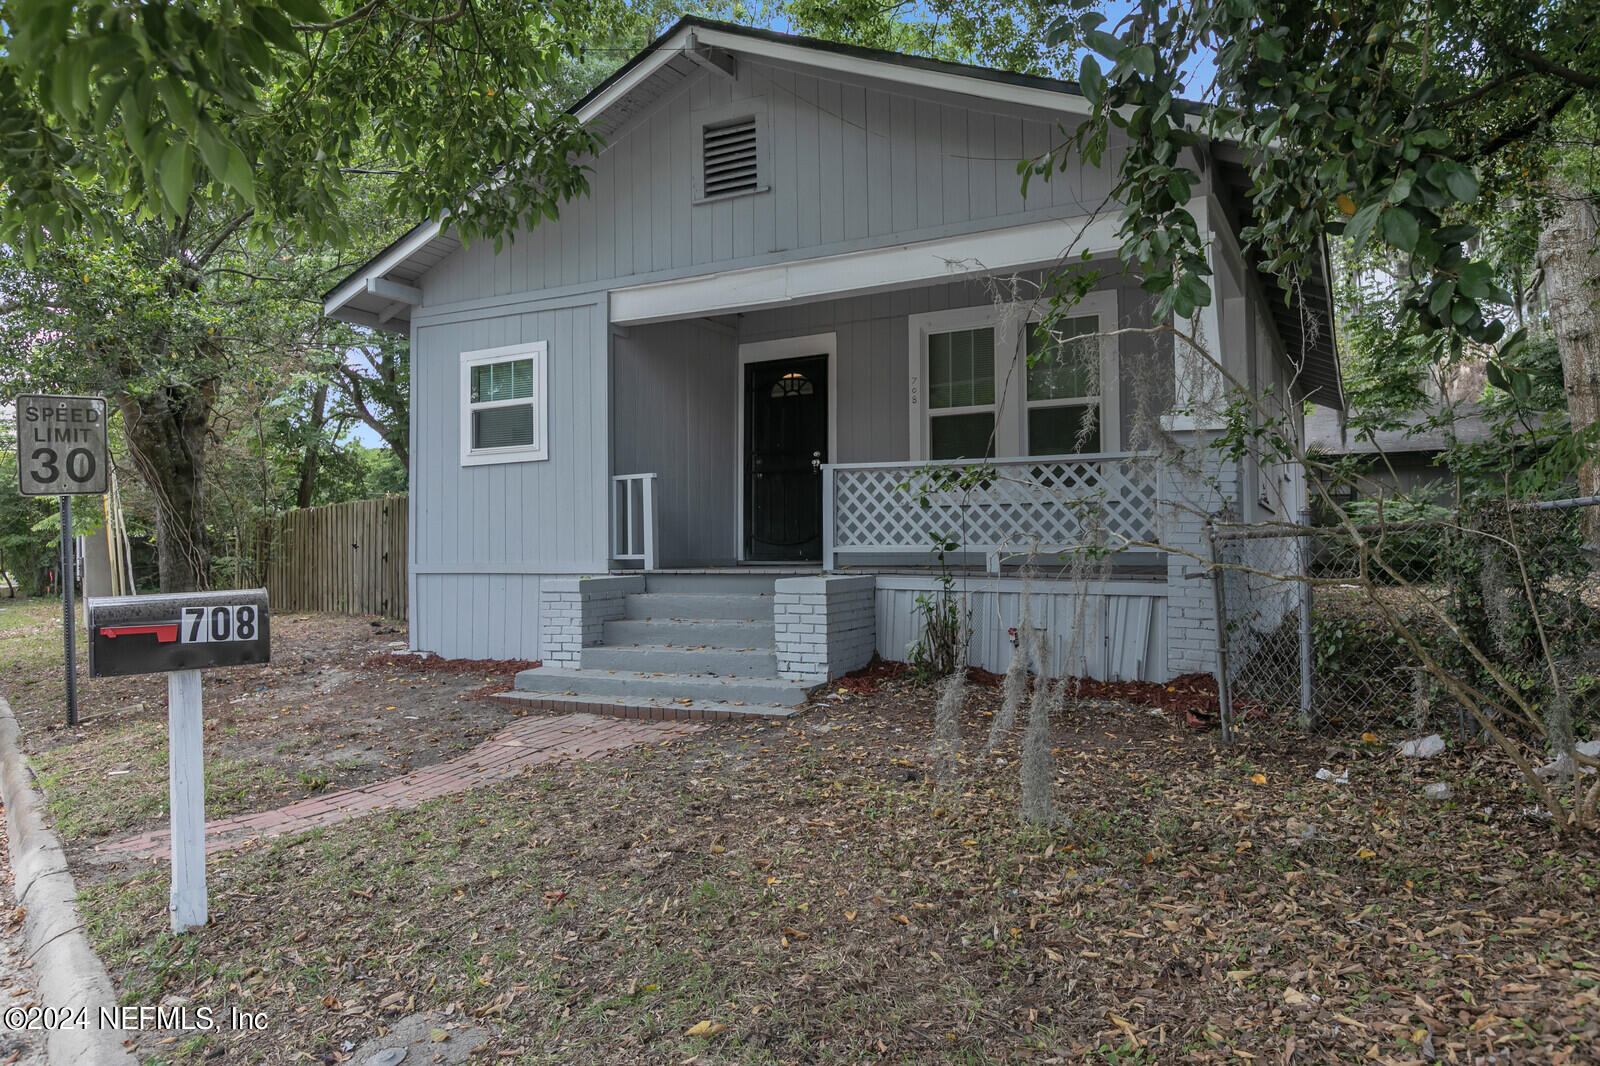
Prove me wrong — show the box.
[325,17,1342,407]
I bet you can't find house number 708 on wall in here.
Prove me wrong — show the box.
[180,605,260,643]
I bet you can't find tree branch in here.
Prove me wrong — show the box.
[1495,44,1600,92]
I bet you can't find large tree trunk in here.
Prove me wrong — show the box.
[116,380,217,592]
[1538,183,1600,553]
[296,385,330,510]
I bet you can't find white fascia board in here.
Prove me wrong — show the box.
[609,214,1121,325]
[687,26,1093,118]
[323,221,442,318]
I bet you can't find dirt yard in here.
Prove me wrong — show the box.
[56,664,1600,1065]
[0,597,533,855]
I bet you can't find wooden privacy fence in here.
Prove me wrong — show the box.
[260,496,408,619]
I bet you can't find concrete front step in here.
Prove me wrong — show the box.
[514,665,810,707]
[580,644,778,675]
[603,617,774,647]
[623,592,774,622]
[494,690,800,721]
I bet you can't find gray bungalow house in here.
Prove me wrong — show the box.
[324,19,1341,711]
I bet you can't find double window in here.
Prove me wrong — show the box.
[460,342,548,466]
[909,295,1117,461]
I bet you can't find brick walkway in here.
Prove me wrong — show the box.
[100,712,701,862]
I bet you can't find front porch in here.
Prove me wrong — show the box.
[584,275,1201,695]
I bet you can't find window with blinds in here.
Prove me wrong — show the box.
[460,342,548,465]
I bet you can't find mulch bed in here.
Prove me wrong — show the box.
[838,657,1226,723]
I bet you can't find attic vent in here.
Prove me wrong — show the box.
[702,117,759,197]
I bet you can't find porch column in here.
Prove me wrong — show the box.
[538,575,643,667]
[773,575,877,683]
[1160,448,1239,678]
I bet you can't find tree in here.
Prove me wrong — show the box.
[0,0,600,258]
[0,189,369,590]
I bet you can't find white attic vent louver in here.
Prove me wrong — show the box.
[702,117,759,197]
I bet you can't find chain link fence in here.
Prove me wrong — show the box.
[1207,496,1600,742]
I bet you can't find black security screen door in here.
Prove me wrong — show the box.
[745,355,828,561]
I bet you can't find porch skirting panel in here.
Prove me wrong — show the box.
[874,576,1169,683]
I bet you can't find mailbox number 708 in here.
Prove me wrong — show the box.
[179,605,259,644]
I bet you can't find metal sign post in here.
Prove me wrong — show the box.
[86,589,271,933]
[15,394,109,730]
[60,496,77,726]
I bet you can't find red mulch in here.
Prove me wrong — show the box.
[362,652,542,676]
[837,659,1226,727]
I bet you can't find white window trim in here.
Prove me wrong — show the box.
[1023,295,1120,458]
[459,341,548,467]
[908,293,1119,461]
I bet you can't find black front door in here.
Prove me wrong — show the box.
[745,355,828,561]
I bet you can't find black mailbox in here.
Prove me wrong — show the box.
[86,590,271,678]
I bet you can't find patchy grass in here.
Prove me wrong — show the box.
[31,721,294,838]
[80,681,1600,1065]
[3,608,529,852]
[0,595,80,719]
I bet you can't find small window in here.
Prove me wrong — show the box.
[927,326,997,460]
[1026,316,1102,456]
[460,342,547,466]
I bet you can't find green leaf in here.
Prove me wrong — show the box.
[1380,207,1419,252]
[1085,29,1125,60]
[223,143,256,202]
[1444,167,1478,204]
[157,78,198,134]
[1079,54,1105,107]
[1346,200,1381,251]
[195,121,232,185]
[1128,45,1156,77]
[158,139,193,214]
[1256,34,1285,63]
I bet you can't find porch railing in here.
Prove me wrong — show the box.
[611,472,659,571]
[822,453,1159,572]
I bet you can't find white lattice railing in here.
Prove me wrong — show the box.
[822,453,1159,572]
[611,473,659,571]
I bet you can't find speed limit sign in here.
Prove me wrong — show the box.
[15,394,109,496]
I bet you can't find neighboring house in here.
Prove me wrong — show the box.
[324,18,1341,711]
[1305,402,1494,506]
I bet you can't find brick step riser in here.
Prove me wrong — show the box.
[602,618,775,646]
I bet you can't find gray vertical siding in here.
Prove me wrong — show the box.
[611,320,739,565]
[419,57,1124,309]
[408,296,609,659]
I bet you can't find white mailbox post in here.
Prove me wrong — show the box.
[86,590,271,933]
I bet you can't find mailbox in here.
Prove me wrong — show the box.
[86,589,271,678]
